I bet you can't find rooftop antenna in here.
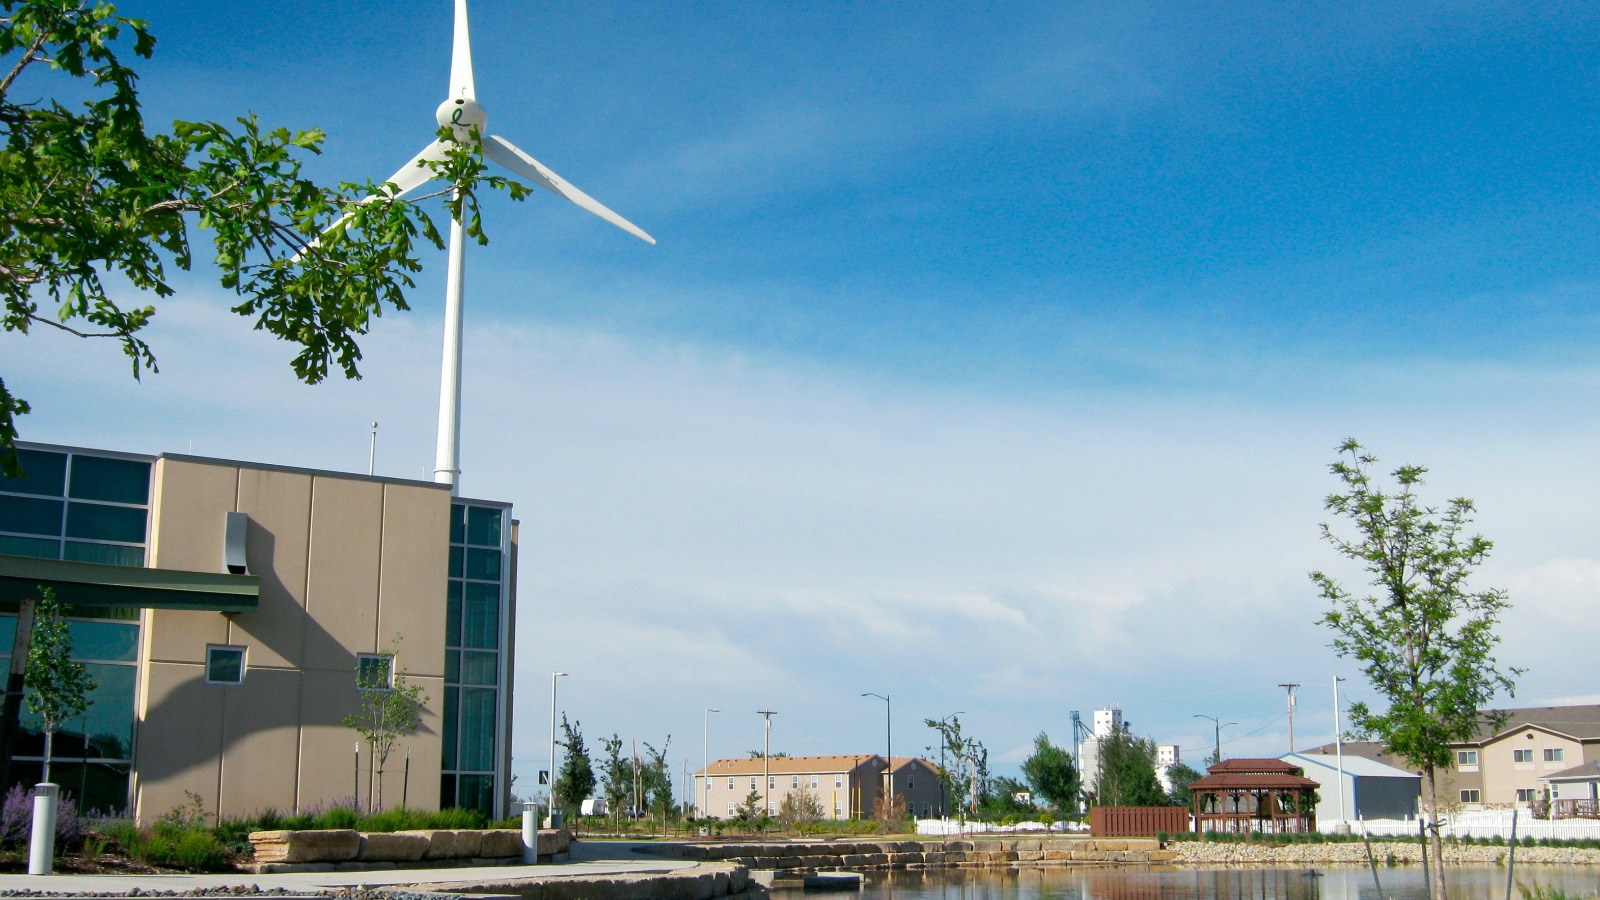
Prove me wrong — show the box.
[343,0,653,496]
[1279,682,1301,752]
[368,421,378,476]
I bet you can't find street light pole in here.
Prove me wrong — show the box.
[549,671,567,826]
[862,693,891,812]
[1193,713,1236,766]
[758,710,777,819]
[1335,676,1348,831]
[703,708,720,820]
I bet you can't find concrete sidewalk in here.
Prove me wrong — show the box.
[0,841,700,895]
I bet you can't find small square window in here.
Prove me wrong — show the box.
[1517,789,1536,803]
[1460,789,1481,803]
[357,653,394,691]
[206,645,246,685]
[1546,748,1565,762]
[1457,750,1478,765]
[1514,749,1534,763]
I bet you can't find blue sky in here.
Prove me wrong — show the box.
[9,1,1600,796]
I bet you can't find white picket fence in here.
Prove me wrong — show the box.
[1337,810,1600,842]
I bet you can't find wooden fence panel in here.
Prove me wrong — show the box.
[1090,805,1191,837]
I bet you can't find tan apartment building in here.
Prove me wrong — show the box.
[694,755,945,821]
[0,442,516,822]
[1307,705,1600,812]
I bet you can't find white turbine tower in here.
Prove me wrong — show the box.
[371,0,654,494]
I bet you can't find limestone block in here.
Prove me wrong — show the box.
[248,829,361,863]
[1013,839,1042,851]
[1127,839,1160,851]
[1097,840,1127,851]
[480,830,522,857]
[1017,851,1044,861]
[358,832,429,862]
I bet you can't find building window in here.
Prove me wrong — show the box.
[750,777,757,791]
[727,802,735,815]
[356,653,394,690]
[834,802,843,817]
[811,775,818,788]
[205,645,246,685]
[0,447,152,567]
[909,773,915,788]
[769,775,775,789]
[1460,789,1481,803]
[767,802,775,815]
[1514,749,1534,763]
[728,777,734,790]
[1457,750,1478,765]
[442,500,510,817]
[835,774,843,788]
[1517,789,1536,803]
[792,775,799,788]
[1546,748,1565,763]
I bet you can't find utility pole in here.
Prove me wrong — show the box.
[1279,682,1301,753]
[758,709,777,818]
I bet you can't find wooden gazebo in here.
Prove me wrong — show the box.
[1190,758,1319,834]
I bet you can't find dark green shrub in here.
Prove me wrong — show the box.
[173,830,229,870]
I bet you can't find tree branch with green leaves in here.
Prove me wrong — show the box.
[0,0,531,477]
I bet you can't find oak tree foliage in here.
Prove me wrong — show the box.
[0,0,531,476]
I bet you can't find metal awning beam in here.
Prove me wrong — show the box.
[0,554,258,613]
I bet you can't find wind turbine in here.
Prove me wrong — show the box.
[368,0,654,494]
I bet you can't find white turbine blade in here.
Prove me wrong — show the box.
[484,134,656,244]
[449,0,476,100]
[293,141,448,261]
[381,140,451,197]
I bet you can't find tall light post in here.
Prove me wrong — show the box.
[548,671,567,827]
[1335,676,1348,831]
[1193,714,1236,766]
[703,708,720,820]
[862,693,891,812]
[758,710,777,819]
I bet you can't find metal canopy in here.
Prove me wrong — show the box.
[0,555,258,613]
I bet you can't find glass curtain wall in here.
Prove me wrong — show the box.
[442,500,508,816]
[0,445,150,812]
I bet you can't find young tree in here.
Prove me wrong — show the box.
[341,643,425,812]
[871,790,908,831]
[24,588,95,784]
[639,737,672,826]
[555,714,596,819]
[1095,731,1166,807]
[1021,732,1080,817]
[980,775,1036,819]
[732,789,765,827]
[1165,762,1205,809]
[0,1,531,477]
[1313,438,1520,900]
[598,734,630,828]
[923,716,980,820]
[778,786,824,830]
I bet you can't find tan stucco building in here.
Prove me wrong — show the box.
[0,442,516,822]
[694,755,945,821]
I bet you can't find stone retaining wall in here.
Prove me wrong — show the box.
[1172,840,1600,866]
[248,828,572,873]
[676,838,1173,871]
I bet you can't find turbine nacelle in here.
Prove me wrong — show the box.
[437,96,487,138]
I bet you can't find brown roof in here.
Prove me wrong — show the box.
[698,755,885,777]
[1190,758,1319,790]
[1463,705,1600,744]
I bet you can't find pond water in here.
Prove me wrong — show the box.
[832,865,1600,900]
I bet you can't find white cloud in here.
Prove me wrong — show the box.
[7,290,1599,787]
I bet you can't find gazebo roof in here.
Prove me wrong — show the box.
[1191,758,1319,791]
